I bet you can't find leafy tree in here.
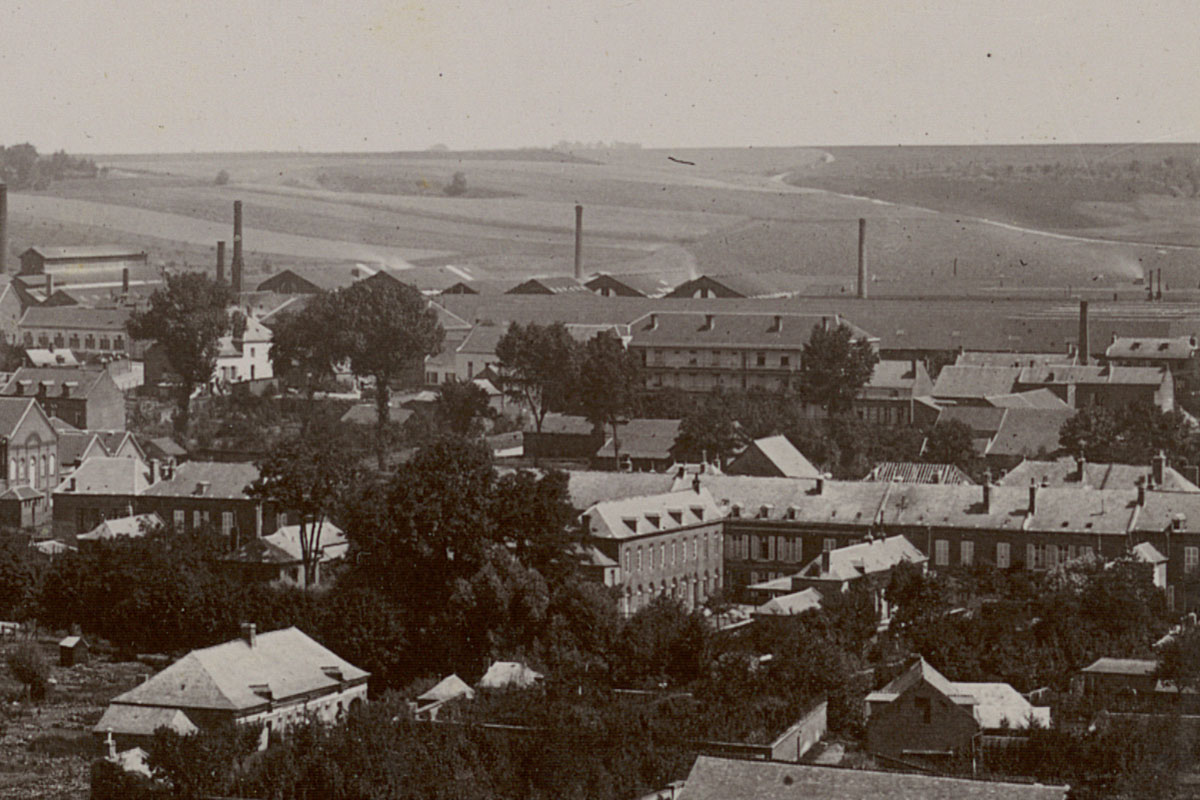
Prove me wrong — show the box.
[332,279,444,468]
[494,321,581,439]
[0,535,39,618]
[146,722,262,800]
[922,418,978,467]
[798,322,879,416]
[1059,405,1120,461]
[249,435,360,586]
[6,642,49,701]
[435,377,492,437]
[886,560,951,629]
[673,393,745,465]
[267,292,341,428]
[613,596,711,686]
[127,272,235,431]
[490,468,579,581]
[1156,625,1200,690]
[578,331,640,467]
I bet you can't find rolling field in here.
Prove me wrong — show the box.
[7,143,1197,296]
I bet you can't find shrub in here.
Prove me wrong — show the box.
[6,642,50,701]
[214,169,230,186]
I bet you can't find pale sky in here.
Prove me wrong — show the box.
[1,0,1197,154]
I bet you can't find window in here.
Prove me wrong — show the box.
[756,352,766,367]
[68,334,79,348]
[758,536,770,560]
[623,548,630,574]
[935,539,949,566]
[636,547,642,571]
[48,453,55,476]
[996,542,1011,569]
[222,511,235,536]
[84,334,95,349]
[961,540,974,566]
[53,333,64,348]
[914,695,931,724]
[193,510,202,530]
[1186,547,1199,574]
[22,332,32,347]
[1046,544,1059,569]
[7,458,14,481]
[659,543,665,566]
[38,334,48,347]
[780,355,790,368]
[823,538,837,552]
[1027,543,1046,570]
[114,336,125,351]
[174,509,185,529]
[670,541,676,566]
[99,337,110,350]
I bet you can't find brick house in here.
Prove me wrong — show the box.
[581,486,725,615]
[0,397,60,529]
[2,366,125,431]
[18,306,137,358]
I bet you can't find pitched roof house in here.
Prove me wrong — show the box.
[95,625,368,749]
[726,435,821,479]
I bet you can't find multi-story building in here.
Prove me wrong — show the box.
[2,366,125,430]
[628,312,877,394]
[18,306,135,358]
[1103,335,1200,394]
[580,486,725,615]
[0,397,60,528]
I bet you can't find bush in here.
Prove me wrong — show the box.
[7,642,50,701]
[443,171,467,196]
[214,169,230,186]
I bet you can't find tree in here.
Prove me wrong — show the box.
[673,393,745,465]
[435,378,492,437]
[147,722,262,800]
[444,171,468,196]
[214,169,230,186]
[1156,625,1200,690]
[249,435,359,586]
[268,292,341,431]
[494,322,581,440]
[614,596,711,686]
[490,468,579,581]
[6,642,49,701]
[1059,405,1120,462]
[798,322,879,416]
[922,418,978,467]
[332,279,444,468]
[578,331,640,467]
[127,272,235,431]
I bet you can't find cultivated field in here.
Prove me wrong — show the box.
[6,143,1197,296]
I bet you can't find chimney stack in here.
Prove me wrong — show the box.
[983,481,992,512]
[1157,268,1163,300]
[46,273,54,297]
[216,240,226,283]
[770,314,782,333]
[121,267,130,295]
[0,183,7,274]
[232,201,244,294]
[1078,300,1089,364]
[821,549,831,575]
[1152,451,1166,487]
[241,622,256,648]
[856,218,868,299]
[1028,480,1038,515]
[574,204,583,281]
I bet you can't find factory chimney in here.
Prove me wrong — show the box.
[231,201,244,294]
[1078,299,1090,364]
[0,183,7,274]
[856,218,867,299]
[216,240,226,283]
[574,204,583,281]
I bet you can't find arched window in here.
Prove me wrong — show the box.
[40,454,46,477]
[19,456,26,480]
[48,453,55,477]
[8,458,15,481]
[28,456,36,488]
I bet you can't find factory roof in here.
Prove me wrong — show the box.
[23,246,148,261]
[629,311,874,349]
[18,306,132,332]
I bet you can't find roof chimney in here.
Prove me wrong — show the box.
[703,314,714,331]
[856,218,868,299]
[815,476,825,495]
[821,549,831,575]
[216,240,226,283]
[648,313,657,330]
[121,267,129,296]
[573,204,583,280]
[232,200,244,294]
[983,481,992,513]
[241,622,256,647]
[1028,480,1038,515]
[149,458,159,484]
[692,474,701,494]
[46,273,54,297]
[1078,300,1089,364]
[0,183,7,274]
[770,314,782,333]
[1152,451,1166,486]
[1137,483,1146,507]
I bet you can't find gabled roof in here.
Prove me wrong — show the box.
[677,755,1068,800]
[727,435,821,479]
[93,705,198,739]
[507,276,588,295]
[478,661,542,689]
[799,535,926,582]
[107,627,368,712]
[985,408,1074,458]
[594,418,682,460]
[1080,657,1157,676]
[629,311,874,350]
[999,457,1200,492]
[932,366,1022,399]
[529,413,596,436]
[339,403,414,427]
[456,324,506,356]
[55,456,151,496]
[586,487,721,539]
[865,359,931,392]
[24,348,79,367]
[3,366,110,399]
[78,513,164,541]
[142,461,260,500]
[18,305,132,331]
[24,245,147,261]
[440,279,519,296]
[1106,336,1196,361]
[254,264,375,294]
[984,389,1071,409]
[0,397,42,439]
[566,471,677,510]
[584,272,673,298]
[865,462,975,485]
[145,436,188,458]
[417,674,475,705]
[957,351,1078,368]
[1018,364,1168,387]
[1133,541,1167,564]
[755,588,822,617]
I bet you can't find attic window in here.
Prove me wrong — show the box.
[1159,342,1169,351]
[668,509,683,525]
[321,666,344,681]
[1131,342,1141,350]
[622,517,638,533]
[689,506,704,521]
[249,683,273,700]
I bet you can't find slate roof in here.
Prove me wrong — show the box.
[1132,541,1168,564]
[0,397,42,439]
[999,457,1200,492]
[440,279,520,295]
[255,264,374,293]
[984,389,1071,409]
[107,627,368,713]
[566,471,677,510]
[985,408,1075,458]
[262,523,348,562]
[142,461,260,500]
[754,588,823,617]
[78,513,164,541]
[507,276,588,295]
[24,348,79,367]
[957,351,1079,368]
[1081,657,1157,676]
[867,658,1049,730]
[530,413,596,436]
[417,674,474,705]
[629,311,875,350]
[1018,364,1167,387]
[18,306,132,331]
[932,366,1021,399]
[1106,336,1196,361]
[798,535,926,582]
[594,418,682,460]
[55,456,151,496]
[676,755,1067,800]
[584,272,673,298]
[340,403,414,427]
[478,661,542,689]
[457,324,506,355]
[24,245,147,261]
[728,436,821,479]
[585,487,721,539]
[865,462,975,485]
[3,366,109,398]
[93,705,198,739]
[145,436,188,458]
[864,359,931,392]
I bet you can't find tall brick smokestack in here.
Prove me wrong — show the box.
[0,183,7,274]
[1078,299,1090,364]
[856,218,867,299]
[231,201,244,294]
[216,240,226,283]
[574,204,583,281]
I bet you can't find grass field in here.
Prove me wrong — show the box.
[6,143,1196,296]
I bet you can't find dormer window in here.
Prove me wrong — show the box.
[668,509,683,525]
[645,514,661,530]
[689,506,704,521]
[622,517,638,533]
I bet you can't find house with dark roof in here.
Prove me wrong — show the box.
[19,246,148,280]
[591,418,683,472]
[581,487,724,615]
[855,358,934,425]
[0,397,60,529]
[1015,364,1174,411]
[94,625,368,749]
[1103,334,1199,393]
[666,273,798,300]
[2,366,125,430]
[219,522,347,587]
[934,405,1074,467]
[584,272,672,298]
[676,755,1067,800]
[629,311,876,394]
[18,306,137,358]
[725,435,821,479]
[932,365,1023,405]
[254,264,377,295]
[865,462,975,485]
[865,657,1049,761]
[525,413,605,462]
[506,276,588,295]
[999,453,1200,493]
[439,279,519,296]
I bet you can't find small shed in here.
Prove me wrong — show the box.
[59,635,89,666]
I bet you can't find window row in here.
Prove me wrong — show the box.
[172,508,238,535]
[932,539,1096,569]
[24,332,124,351]
[620,570,718,615]
[622,531,719,575]
[8,451,55,488]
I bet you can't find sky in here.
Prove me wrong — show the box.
[0,0,1197,154]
